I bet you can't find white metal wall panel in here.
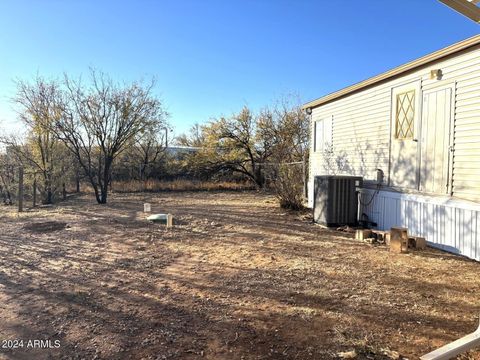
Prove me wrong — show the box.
[360,189,480,261]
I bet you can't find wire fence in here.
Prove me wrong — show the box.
[0,166,70,211]
[0,165,20,206]
[1,157,310,211]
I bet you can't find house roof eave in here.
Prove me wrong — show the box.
[303,34,480,110]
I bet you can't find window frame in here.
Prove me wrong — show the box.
[313,119,323,152]
[395,89,416,140]
[313,116,332,153]
[388,79,422,189]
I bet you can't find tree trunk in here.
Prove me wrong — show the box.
[253,165,265,189]
[99,173,109,203]
[45,189,53,205]
[5,190,12,205]
[75,170,80,192]
[93,184,102,204]
[44,172,53,204]
[100,188,108,204]
[98,156,113,204]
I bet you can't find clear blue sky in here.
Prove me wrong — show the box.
[0,0,478,138]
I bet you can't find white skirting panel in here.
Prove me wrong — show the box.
[359,189,480,261]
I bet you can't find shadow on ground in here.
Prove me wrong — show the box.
[0,191,479,360]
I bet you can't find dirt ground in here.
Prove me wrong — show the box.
[0,191,479,360]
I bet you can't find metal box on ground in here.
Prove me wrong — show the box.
[313,175,363,227]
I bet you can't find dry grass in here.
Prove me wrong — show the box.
[0,191,479,359]
[111,179,255,193]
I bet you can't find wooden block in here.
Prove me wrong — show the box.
[364,237,376,244]
[385,232,391,246]
[371,230,389,244]
[390,227,408,253]
[408,237,416,249]
[408,236,427,250]
[166,213,173,228]
[355,229,372,241]
[415,236,427,250]
[390,239,407,253]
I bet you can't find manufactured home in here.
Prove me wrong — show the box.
[304,34,480,261]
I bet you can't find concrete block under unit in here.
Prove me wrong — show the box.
[371,230,390,244]
[385,232,391,245]
[390,227,409,253]
[408,236,427,250]
[355,229,372,241]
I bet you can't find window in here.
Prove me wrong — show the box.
[395,90,415,139]
[314,117,332,152]
[314,120,324,152]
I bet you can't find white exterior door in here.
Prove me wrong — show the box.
[419,86,453,194]
[389,81,421,189]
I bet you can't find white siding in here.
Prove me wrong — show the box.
[453,56,480,200]
[308,44,480,207]
[360,189,480,261]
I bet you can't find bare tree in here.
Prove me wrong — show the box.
[266,98,309,209]
[197,107,274,188]
[190,100,308,189]
[5,77,68,204]
[176,123,204,147]
[129,123,168,181]
[52,70,166,204]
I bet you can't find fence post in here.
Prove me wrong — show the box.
[18,166,24,212]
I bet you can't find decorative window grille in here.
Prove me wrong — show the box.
[395,90,415,139]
